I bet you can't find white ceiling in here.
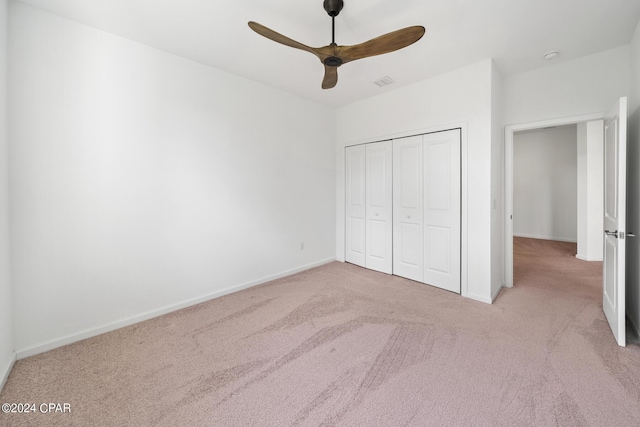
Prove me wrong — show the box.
[15,0,640,108]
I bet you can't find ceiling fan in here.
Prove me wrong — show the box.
[248,0,425,89]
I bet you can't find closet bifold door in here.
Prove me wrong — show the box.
[365,141,393,274]
[345,145,366,267]
[423,129,461,293]
[392,135,424,282]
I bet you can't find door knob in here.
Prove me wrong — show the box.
[605,230,618,237]
[628,232,636,238]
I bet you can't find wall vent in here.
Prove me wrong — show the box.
[373,76,395,87]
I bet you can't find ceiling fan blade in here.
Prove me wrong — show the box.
[322,65,338,89]
[337,26,425,63]
[248,21,321,59]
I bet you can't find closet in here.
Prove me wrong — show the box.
[345,129,461,294]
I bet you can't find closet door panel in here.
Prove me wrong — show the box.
[345,145,366,267]
[426,226,450,272]
[400,223,421,266]
[423,129,461,293]
[368,221,386,258]
[393,136,424,282]
[365,141,392,273]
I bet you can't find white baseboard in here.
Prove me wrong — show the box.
[1,352,17,392]
[575,254,603,262]
[466,292,493,304]
[491,285,503,303]
[17,257,336,360]
[513,233,577,243]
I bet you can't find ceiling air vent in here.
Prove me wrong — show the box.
[374,76,395,87]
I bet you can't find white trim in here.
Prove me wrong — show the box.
[341,121,467,147]
[575,254,603,262]
[504,112,606,288]
[513,233,577,243]
[461,125,469,299]
[466,292,493,304]
[16,258,335,359]
[505,127,513,287]
[491,285,503,303]
[1,352,16,392]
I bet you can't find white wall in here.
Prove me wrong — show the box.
[504,46,630,126]
[9,3,336,356]
[0,0,14,390]
[336,59,494,303]
[490,62,503,298]
[627,19,640,337]
[576,121,604,261]
[513,125,578,242]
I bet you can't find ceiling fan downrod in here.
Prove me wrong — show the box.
[332,16,336,44]
[323,0,344,66]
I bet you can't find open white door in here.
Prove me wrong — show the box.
[603,97,627,347]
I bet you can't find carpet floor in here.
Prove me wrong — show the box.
[1,237,640,426]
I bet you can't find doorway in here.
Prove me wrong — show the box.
[504,112,606,287]
[510,122,605,296]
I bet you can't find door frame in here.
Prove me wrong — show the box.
[503,112,606,287]
[344,123,468,298]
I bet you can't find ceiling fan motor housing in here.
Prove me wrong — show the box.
[323,0,344,17]
[324,56,343,66]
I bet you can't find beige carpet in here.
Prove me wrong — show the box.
[1,237,640,426]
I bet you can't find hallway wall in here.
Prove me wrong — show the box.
[513,125,578,242]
